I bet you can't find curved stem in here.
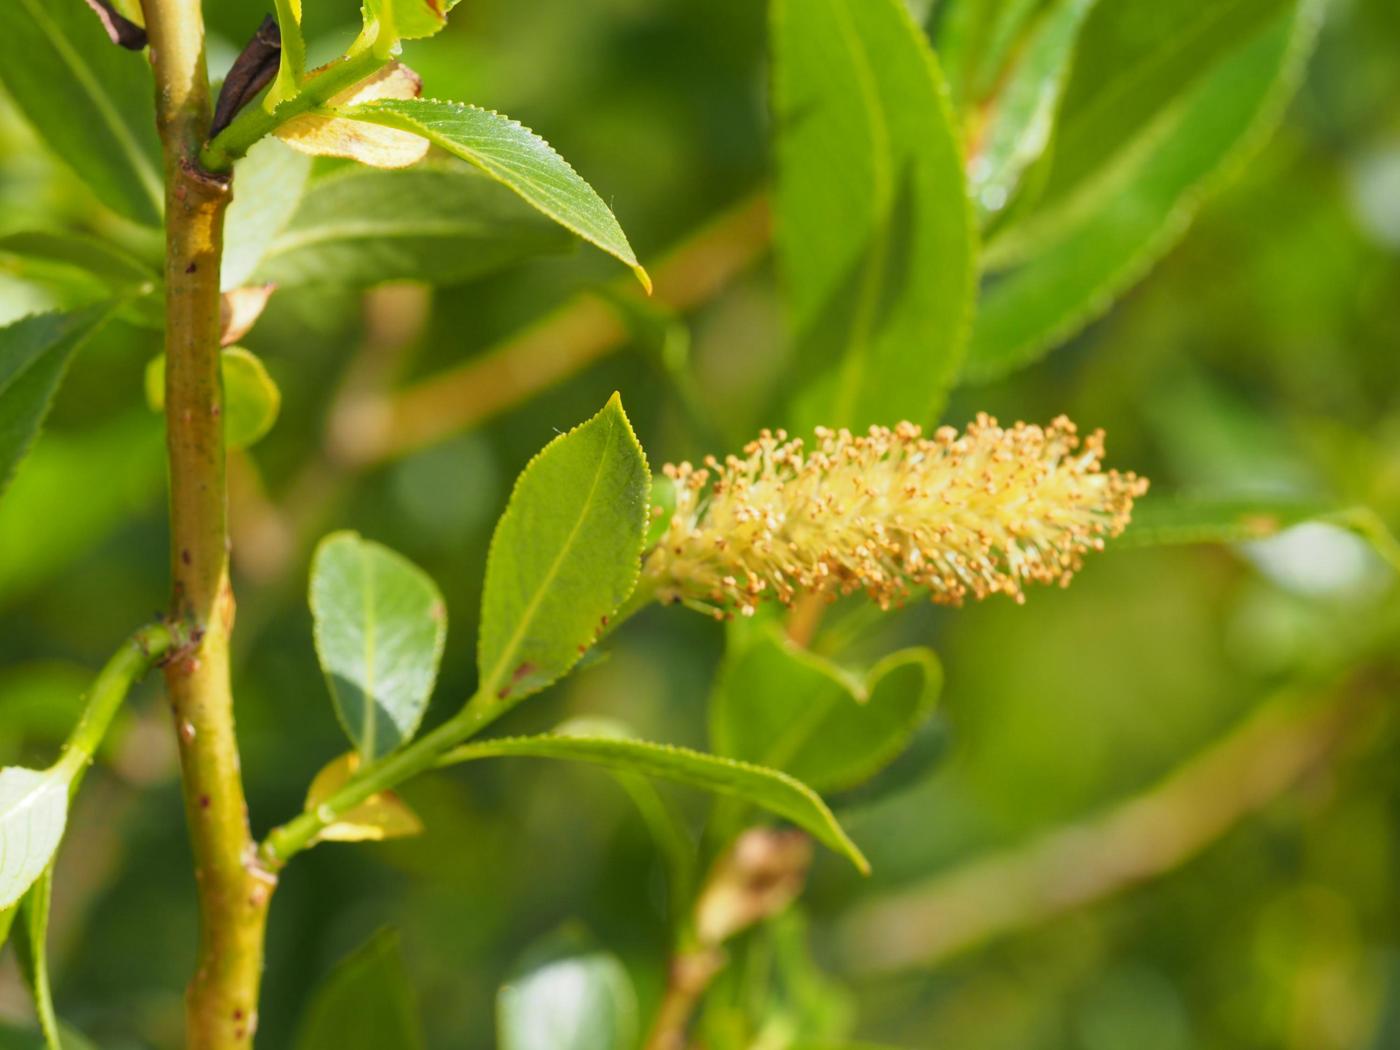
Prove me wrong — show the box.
[200,46,387,171]
[57,623,177,787]
[141,1,271,1045]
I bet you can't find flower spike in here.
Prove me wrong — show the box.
[645,415,1148,616]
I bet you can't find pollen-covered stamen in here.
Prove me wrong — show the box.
[644,415,1148,617]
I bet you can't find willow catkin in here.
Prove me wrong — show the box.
[644,414,1148,616]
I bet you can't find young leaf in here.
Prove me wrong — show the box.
[12,869,60,1050]
[293,929,425,1050]
[0,0,163,225]
[363,0,454,45]
[711,628,941,794]
[0,307,112,499]
[310,532,447,760]
[441,734,869,873]
[335,99,650,289]
[477,394,649,703]
[266,0,306,109]
[498,928,637,1050]
[0,767,69,911]
[222,137,313,290]
[253,167,569,288]
[144,347,282,451]
[303,753,424,844]
[963,0,1321,381]
[277,64,431,169]
[771,0,976,430]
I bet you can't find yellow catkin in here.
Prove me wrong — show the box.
[645,415,1148,616]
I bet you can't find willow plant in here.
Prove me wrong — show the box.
[0,0,1218,1046]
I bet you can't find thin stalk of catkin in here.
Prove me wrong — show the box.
[646,414,1148,616]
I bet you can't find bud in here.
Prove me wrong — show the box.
[693,827,813,947]
[646,415,1147,616]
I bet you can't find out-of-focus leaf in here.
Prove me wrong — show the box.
[254,167,569,288]
[310,532,447,760]
[771,0,975,430]
[12,869,59,1050]
[477,394,649,703]
[0,767,68,911]
[335,98,650,289]
[0,1021,93,1050]
[0,232,157,294]
[222,137,313,290]
[0,307,112,498]
[0,0,163,225]
[498,927,637,1050]
[963,0,1321,381]
[969,0,1097,218]
[712,627,941,794]
[293,929,424,1050]
[303,752,424,844]
[0,904,13,953]
[277,64,430,169]
[0,413,164,606]
[442,734,869,872]
[144,346,282,450]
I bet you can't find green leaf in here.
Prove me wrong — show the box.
[310,532,448,760]
[12,869,60,1050]
[498,927,637,1050]
[0,308,112,499]
[962,0,1321,381]
[0,413,164,607]
[477,394,649,702]
[293,929,425,1050]
[711,628,941,794]
[442,734,869,873]
[253,166,569,288]
[143,346,282,450]
[0,0,162,225]
[0,904,14,953]
[969,0,1097,218]
[0,767,69,911]
[334,99,650,290]
[222,137,314,290]
[771,0,976,430]
[267,0,306,109]
[363,0,451,44]
[1117,493,1336,549]
[0,232,158,294]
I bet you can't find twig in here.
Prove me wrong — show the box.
[829,672,1388,974]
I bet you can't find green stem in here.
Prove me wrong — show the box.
[56,623,177,787]
[200,47,388,171]
[262,577,667,867]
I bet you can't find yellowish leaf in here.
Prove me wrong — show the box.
[276,63,429,169]
[304,753,424,844]
[219,284,275,346]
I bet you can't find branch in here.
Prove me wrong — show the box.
[830,671,1388,974]
[340,192,771,467]
[140,0,272,1045]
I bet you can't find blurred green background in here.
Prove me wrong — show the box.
[1,0,1399,1047]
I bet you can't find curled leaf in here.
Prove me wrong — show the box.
[304,753,424,844]
[276,63,429,169]
[220,284,276,346]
